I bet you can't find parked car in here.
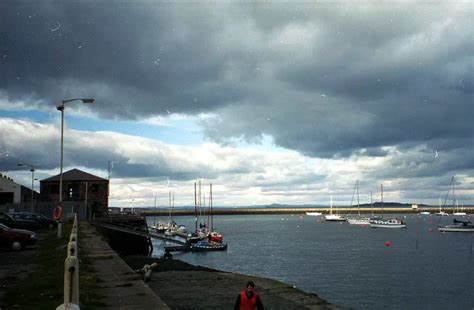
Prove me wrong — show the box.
[0,212,40,231]
[0,223,37,251]
[12,212,58,229]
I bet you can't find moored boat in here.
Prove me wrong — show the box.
[325,195,346,222]
[209,231,223,243]
[347,181,370,225]
[438,219,474,232]
[150,221,173,233]
[348,218,370,225]
[306,212,322,216]
[191,240,228,252]
[369,218,407,228]
[325,214,347,221]
[369,184,406,229]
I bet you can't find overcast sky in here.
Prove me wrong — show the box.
[1,1,473,207]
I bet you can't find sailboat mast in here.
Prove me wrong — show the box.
[168,190,172,223]
[357,181,360,216]
[370,190,374,217]
[194,182,198,232]
[381,183,384,213]
[210,183,213,231]
[154,195,156,226]
[199,180,202,218]
[205,192,209,228]
[330,195,333,215]
[452,176,455,212]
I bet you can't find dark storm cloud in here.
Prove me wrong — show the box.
[199,3,474,161]
[1,1,473,171]
[0,1,238,118]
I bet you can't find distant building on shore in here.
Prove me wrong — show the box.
[40,169,109,219]
[0,174,21,211]
[0,173,40,213]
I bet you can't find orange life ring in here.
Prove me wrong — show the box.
[53,206,63,220]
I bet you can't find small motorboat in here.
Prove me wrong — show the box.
[209,231,223,243]
[369,218,407,228]
[306,212,322,216]
[191,240,228,252]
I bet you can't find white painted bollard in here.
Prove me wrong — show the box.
[67,241,77,257]
[70,233,77,242]
[56,256,80,310]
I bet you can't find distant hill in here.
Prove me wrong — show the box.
[119,202,428,211]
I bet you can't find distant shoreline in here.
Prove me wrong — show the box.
[136,207,474,216]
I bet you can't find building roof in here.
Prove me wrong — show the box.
[41,169,108,182]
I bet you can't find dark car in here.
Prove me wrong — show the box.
[0,212,40,231]
[0,223,37,251]
[12,212,58,229]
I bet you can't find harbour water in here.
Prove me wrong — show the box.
[147,214,474,310]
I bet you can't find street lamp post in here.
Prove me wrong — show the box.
[56,98,95,237]
[107,160,117,205]
[17,163,35,213]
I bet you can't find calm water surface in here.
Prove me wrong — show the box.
[147,214,474,310]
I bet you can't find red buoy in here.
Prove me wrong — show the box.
[385,241,391,247]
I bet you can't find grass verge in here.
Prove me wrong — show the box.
[2,224,72,309]
[2,221,105,309]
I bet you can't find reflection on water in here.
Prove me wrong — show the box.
[147,214,474,310]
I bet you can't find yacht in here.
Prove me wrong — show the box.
[369,184,406,229]
[325,195,346,222]
[438,219,474,232]
[347,181,370,225]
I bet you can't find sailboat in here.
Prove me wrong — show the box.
[150,195,173,233]
[438,218,474,232]
[347,181,370,225]
[369,184,406,228]
[325,195,346,221]
[434,197,449,216]
[190,182,227,252]
[438,176,471,232]
[453,200,466,216]
[207,183,223,242]
[436,177,455,216]
[449,177,467,216]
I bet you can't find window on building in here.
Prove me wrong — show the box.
[67,184,80,199]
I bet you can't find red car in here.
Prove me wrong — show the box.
[0,223,37,251]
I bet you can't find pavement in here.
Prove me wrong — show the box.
[80,222,169,309]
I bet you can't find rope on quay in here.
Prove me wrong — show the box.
[56,214,80,310]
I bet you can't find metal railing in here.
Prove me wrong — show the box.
[56,214,80,310]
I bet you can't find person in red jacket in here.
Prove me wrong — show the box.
[234,280,264,310]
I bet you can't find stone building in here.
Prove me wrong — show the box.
[40,168,109,219]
